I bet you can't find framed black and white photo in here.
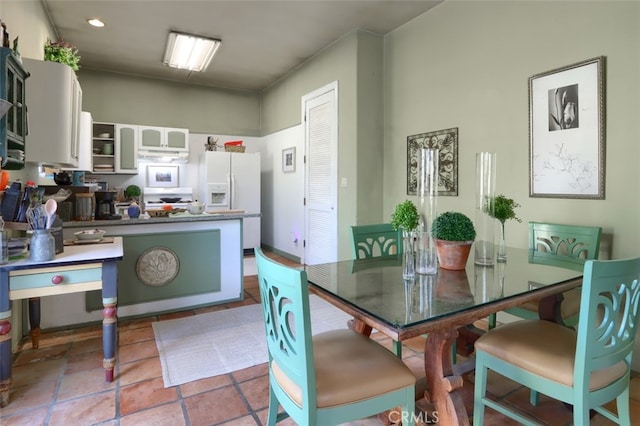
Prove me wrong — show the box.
[147,164,179,188]
[282,147,295,173]
[407,128,458,196]
[529,56,606,199]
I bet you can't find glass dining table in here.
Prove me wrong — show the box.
[305,247,583,426]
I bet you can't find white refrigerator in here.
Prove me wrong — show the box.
[199,151,261,252]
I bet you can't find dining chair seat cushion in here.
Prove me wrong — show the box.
[475,320,627,391]
[272,329,416,408]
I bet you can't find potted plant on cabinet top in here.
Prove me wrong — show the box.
[432,211,476,270]
[44,38,81,71]
[391,200,419,278]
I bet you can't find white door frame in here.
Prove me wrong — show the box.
[302,81,338,265]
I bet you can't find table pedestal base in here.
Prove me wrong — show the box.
[423,328,469,426]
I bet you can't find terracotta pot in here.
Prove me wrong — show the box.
[435,239,473,270]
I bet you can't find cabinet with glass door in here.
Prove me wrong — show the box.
[115,123,138,174]
[139,126,189,152]
[0,47,28,170]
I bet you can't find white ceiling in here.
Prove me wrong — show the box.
[42,0,443,92]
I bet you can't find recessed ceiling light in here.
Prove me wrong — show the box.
[87,18,105,28]
[163,31,221,72]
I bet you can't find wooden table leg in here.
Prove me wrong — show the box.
[348,318,373,337]
[28,297,41,349]
[423,328,469,426]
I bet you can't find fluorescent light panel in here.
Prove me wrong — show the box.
[163,32,221,72]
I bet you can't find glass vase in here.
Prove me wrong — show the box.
[475,152,496,266]
[402,230,415,279]
[416,148,438,275]
[497,222,507,262]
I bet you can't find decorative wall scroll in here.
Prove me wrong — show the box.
[529,56,605,199]
[407,127,458,196]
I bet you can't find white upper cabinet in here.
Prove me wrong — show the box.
[65,111,93,172]
[115,123,138,174]
[23,58,82,167]
[139,126,189,152]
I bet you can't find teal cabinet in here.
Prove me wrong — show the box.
[0,48,28,170]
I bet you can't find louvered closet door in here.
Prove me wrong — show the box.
[304,82,338,265]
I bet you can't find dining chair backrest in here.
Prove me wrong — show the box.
[255,249,317,411]
[529,222,602,271]
[351,223,403,259]
[575,257,640,393]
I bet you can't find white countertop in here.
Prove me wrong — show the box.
[2,237,124,270]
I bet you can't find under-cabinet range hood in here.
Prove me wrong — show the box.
[138,150,189,163]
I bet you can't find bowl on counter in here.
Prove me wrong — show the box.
[74,229,107,241]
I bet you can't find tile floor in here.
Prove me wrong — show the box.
[2,252,640,425]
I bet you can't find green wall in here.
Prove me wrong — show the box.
[261,30,386,259]
[383,0,640,259]
[79,70,262,136]
[262,31,360,259]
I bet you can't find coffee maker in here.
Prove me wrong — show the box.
[94,191,122,220]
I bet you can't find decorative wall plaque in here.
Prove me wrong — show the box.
[407,128,458,196]
[136,247,180,287]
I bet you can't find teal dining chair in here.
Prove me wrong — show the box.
[255,248,416,425]
[350,223,403,259]
[489,222,602,329]
[350,223,405,357]
[474,257,640,426]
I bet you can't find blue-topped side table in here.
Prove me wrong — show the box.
[0,236,123,407]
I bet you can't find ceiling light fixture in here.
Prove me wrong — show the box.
[87,18,105,28]
[162,31,221,72]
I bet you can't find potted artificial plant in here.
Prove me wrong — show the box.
[44,38,81,71]
[391,200,420,278]
[390,200,419,234]
[489,194,521,261]
[125,185,142,218]
[432,211,476,270]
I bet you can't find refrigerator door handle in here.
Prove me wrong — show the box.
[227,173,233,208]
[230,174,236,209]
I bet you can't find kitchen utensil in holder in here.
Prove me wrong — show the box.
[30,229,55,262]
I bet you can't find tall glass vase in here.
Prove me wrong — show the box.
[416,148,438,275]
[475,152,496,266]
[402,230,415,279]
[497,221,507,262]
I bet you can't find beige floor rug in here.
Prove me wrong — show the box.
[152,295,352,387]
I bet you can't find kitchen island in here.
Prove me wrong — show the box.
[38,212,259,329]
